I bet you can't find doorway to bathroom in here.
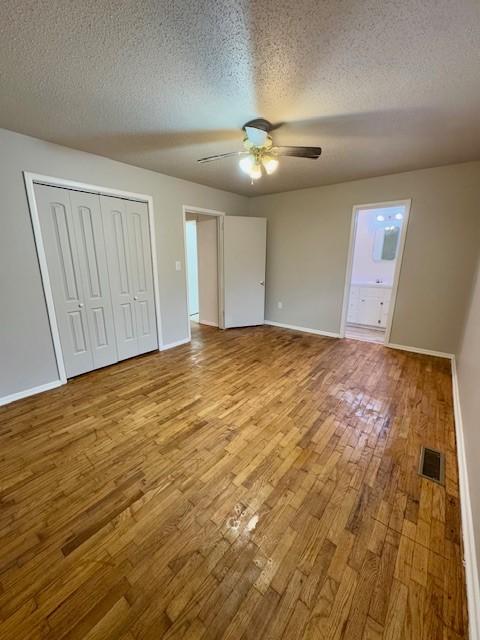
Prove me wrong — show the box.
[340,200,411,344]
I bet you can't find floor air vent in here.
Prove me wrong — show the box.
[418,446,444,484]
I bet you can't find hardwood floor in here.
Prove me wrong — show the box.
[0,323,467,639]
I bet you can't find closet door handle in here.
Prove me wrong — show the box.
[78,303,84,308]
[133,296,138,300]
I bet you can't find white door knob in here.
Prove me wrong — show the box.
[78,303,84,308]
[260,281,265,286]
[134,296,138,300]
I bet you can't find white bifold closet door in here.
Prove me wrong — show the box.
[35,185,158,379]
[35,185,118,377]
[100,196,158,360]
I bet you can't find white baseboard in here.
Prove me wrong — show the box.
[1,338,193,404]
[198,320,218,327]
[387,342,454,360]
[160,337,191,351]
[265,320,340,339]
[451,357,480,640]
[0,379,64,407]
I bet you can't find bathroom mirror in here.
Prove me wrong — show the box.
[373,227,400,261]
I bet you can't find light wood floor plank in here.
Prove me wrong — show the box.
[0,323,468,639]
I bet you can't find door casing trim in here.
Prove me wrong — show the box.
[339,198,412,344]
[182,205,226,341]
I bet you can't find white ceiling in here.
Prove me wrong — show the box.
[1,1,480,196]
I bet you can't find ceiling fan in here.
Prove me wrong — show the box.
[197,118,322,181]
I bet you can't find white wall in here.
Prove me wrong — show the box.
[186,221,199,315]
[351,207,403,286]
[197,217,219,326]
[0,128,247,399]
[248,162,480,354]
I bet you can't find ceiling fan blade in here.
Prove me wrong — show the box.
[244,126,268,147]
[272,146,322,159]
[197,151,247,163]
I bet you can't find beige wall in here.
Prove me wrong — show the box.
[457,254,480,581]
[197,217,219,326]
[2,124,479,401]
[248,162,480,353]
[0,128,247,398]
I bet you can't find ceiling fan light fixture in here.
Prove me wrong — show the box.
[198,118,322,180]
[249,163,263,180]
[262,155,279,175]
[239,154,255,175]
[239,154,262,180]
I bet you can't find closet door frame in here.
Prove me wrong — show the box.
[24,172,163,386]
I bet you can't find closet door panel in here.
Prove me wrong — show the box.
[126,201,158,354]
[100,196,139,360]
[34,185,93,377]
[70,191,118,369]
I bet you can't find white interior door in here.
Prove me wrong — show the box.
[101,196,139,360]
[35,185,94,377]
[126,200,158,354]
[101,195,158,359]
[223,216,267,328]
[69,190,118,370]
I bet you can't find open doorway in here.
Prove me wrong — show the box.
[341,200,411,344]
[184,207,223,336]
[185,219,200,323]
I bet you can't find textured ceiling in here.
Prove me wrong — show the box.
[1,1,480,196]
